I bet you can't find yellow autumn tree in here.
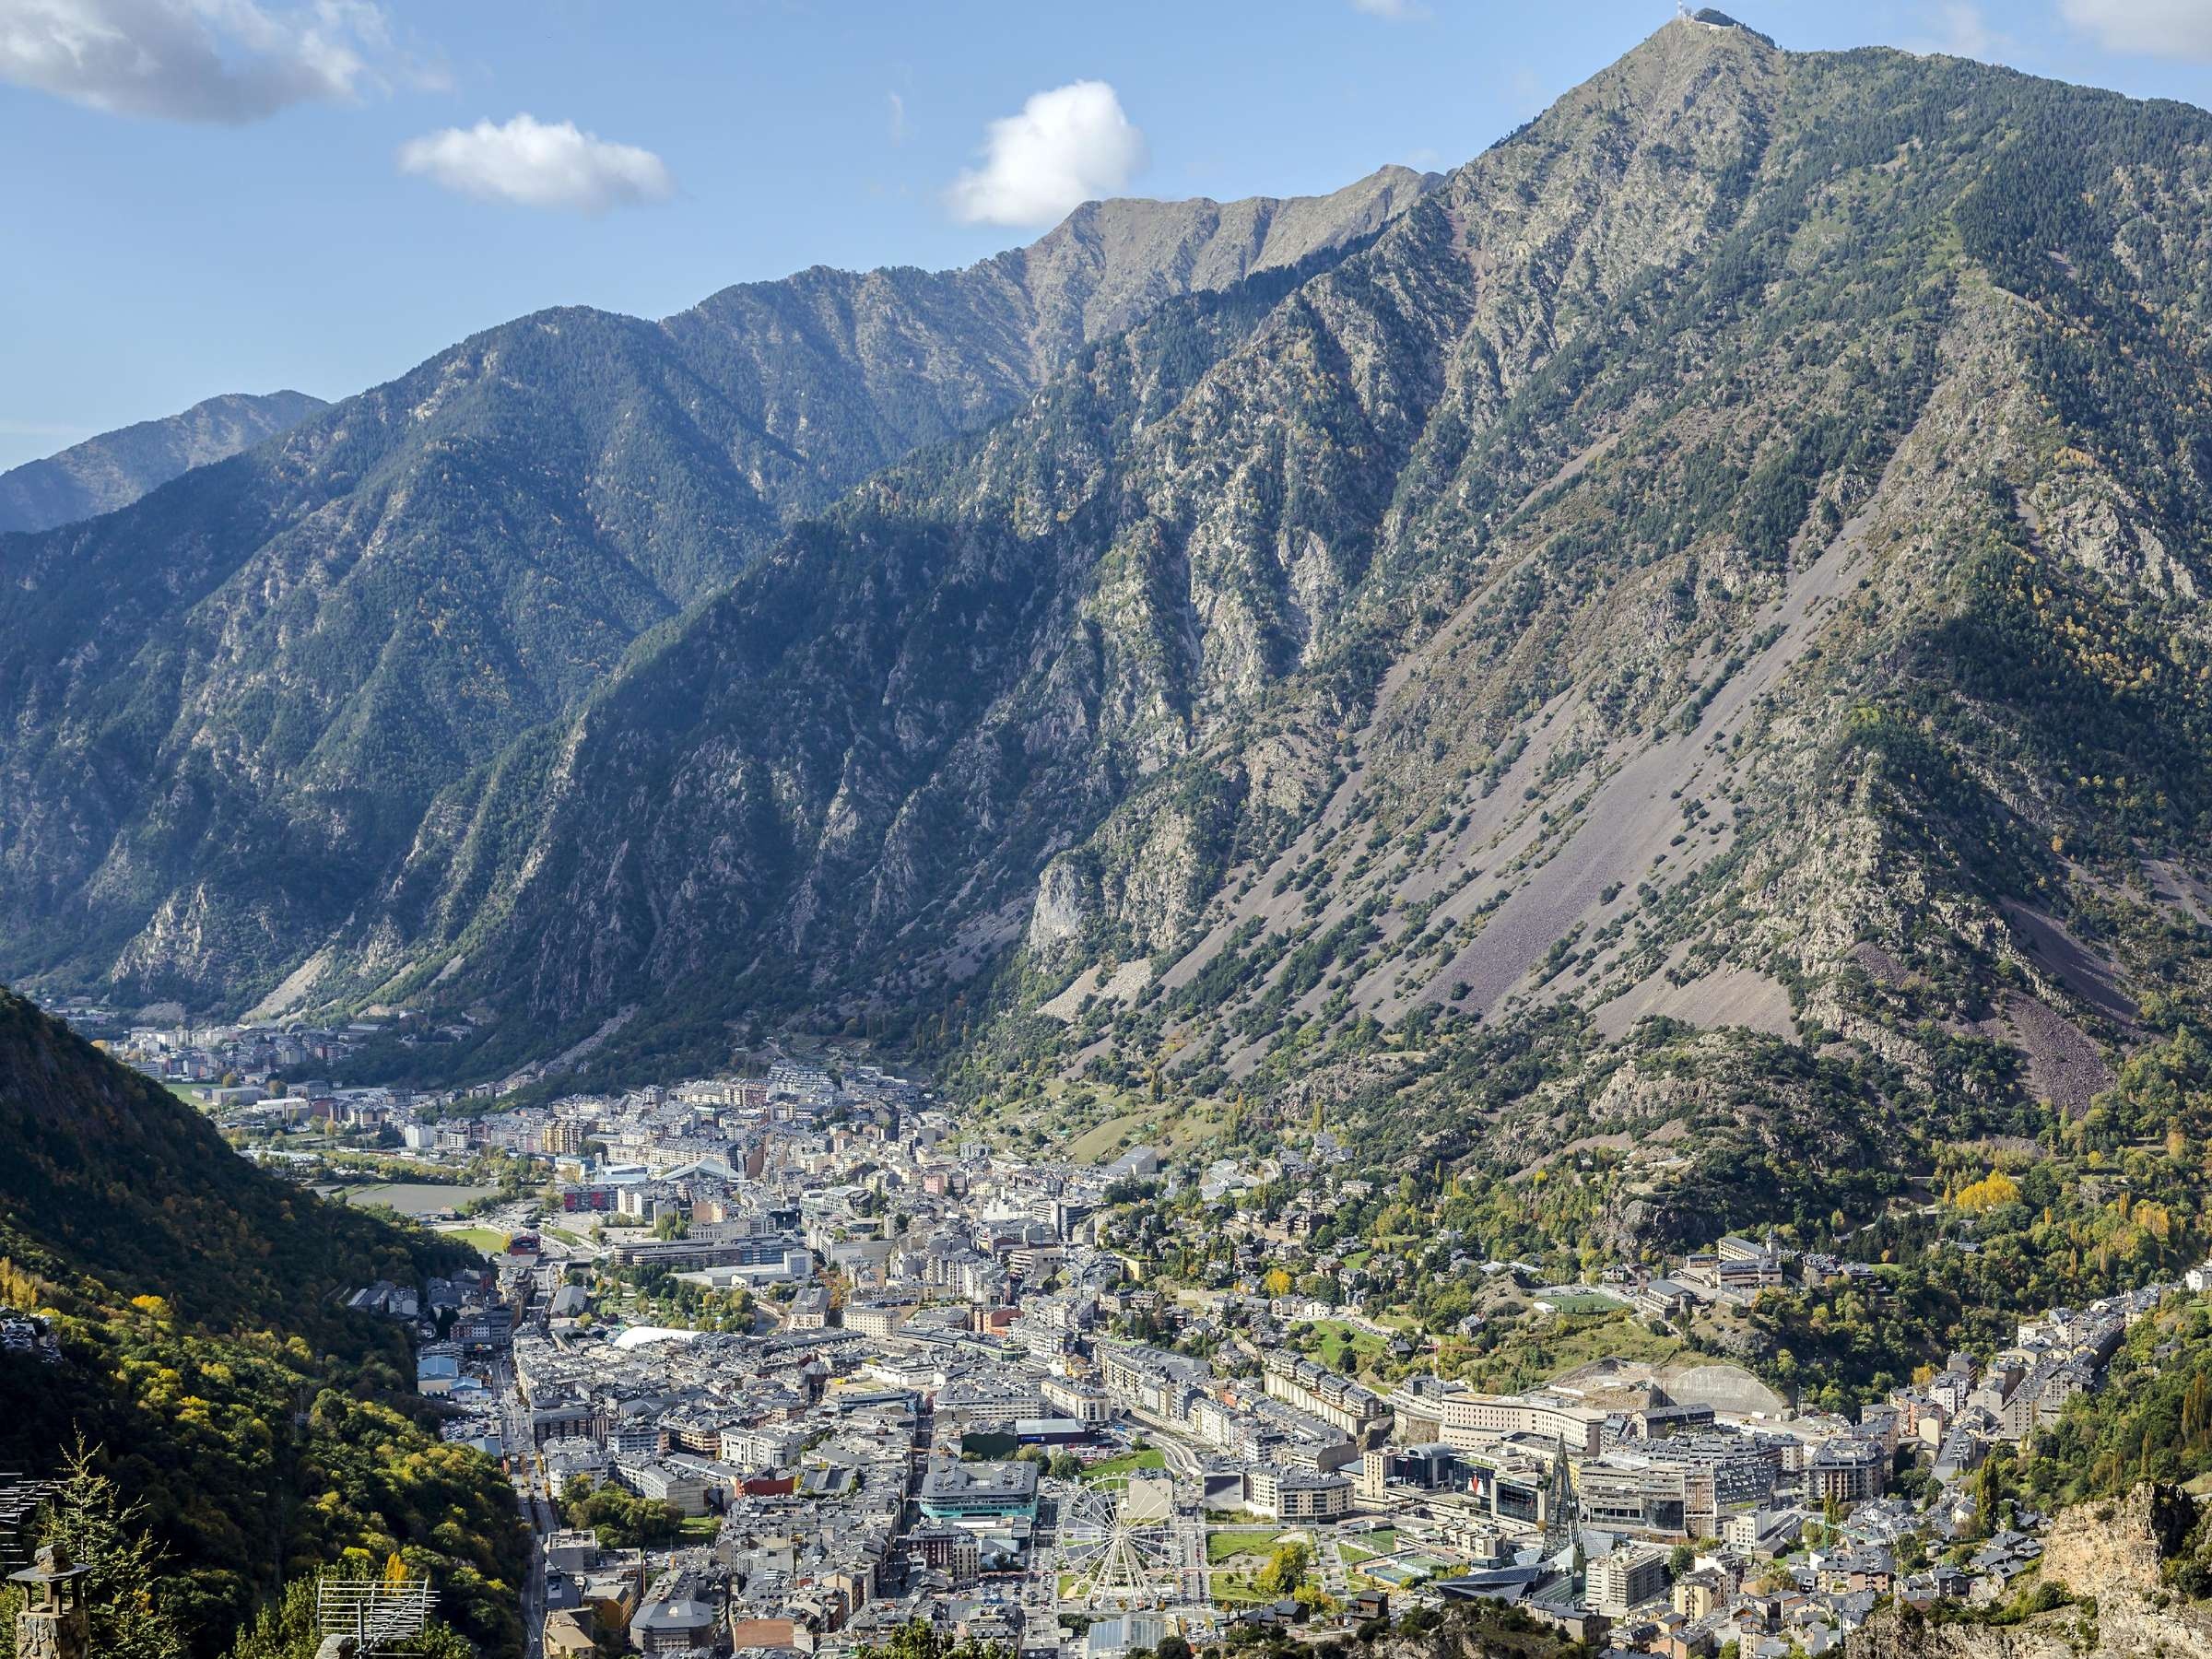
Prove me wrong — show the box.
[1954,1170,2021,1213]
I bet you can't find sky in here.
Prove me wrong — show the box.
[5,0,2212,470]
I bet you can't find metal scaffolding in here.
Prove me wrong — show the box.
[314,1576,433,1654]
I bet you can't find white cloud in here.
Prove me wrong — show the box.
[1939,2,1997,55]
[1898,2,2020,64]
[397,113,676,214]
[886,89,907,144]
[2059,0,2212,60]
[947,79,1147,227]
[1351,0,1430,18]
[0,0,423,123]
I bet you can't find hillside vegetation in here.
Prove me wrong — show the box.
[0,988,524,1654]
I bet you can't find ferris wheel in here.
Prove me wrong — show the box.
[1055,1474,1182,1606]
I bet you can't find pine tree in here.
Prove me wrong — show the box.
[6,1440,189,1659]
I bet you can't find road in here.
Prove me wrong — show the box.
[1177,1495,1206,1608]
[1319,1535,1350,1597]
[494,1350,554,1659]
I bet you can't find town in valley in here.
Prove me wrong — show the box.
[85,1014,2197,1659]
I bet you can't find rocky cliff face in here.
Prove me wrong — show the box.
[256,19,2212,1119]
[0,388,325,534]
[0,172,1427,1010]
[1850,1485,2212,1659]
[1851,1618,2086,1659]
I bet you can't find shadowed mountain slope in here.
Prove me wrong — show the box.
[0,169,1430,1010]
[0,986,524,1652]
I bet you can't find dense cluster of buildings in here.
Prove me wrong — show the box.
[309,1051,2193,1659]
[88,1007,377,1105]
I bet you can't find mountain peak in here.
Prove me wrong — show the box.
[244,23,2212,1117]
[0,157,1433,1016]
[0,387,326,535]
[1477,4,1787,181]
[1688,7,1778,48]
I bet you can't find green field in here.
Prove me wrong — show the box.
[1206,1529,1282,1564]
[1337,1528,1397,1563]
[1300,1318,1389,1373]
[447,1227,510,1256]
[1082,1447,1167,1482]
[1538,1290,1621,1314]
[1207,1571,1277,1606]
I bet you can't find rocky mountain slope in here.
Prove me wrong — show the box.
[0,169,1428,1011]
[277,14,2212,1137]
[0,389,326,534]
[1850,1484,2212,1658]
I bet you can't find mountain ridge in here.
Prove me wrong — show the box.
[9,19,2212,1196]
[293,18,2212,1159]
[0,167,1432,1014]
[303,17,1794,1054]
[0,389,326,534]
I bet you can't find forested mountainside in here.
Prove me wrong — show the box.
[293,14,2212,1163]
[0,989,523,1654]
[0,168,1428,1014]
[0,391,326,535]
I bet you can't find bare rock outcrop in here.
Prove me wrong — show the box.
[1849,1485,2212,1659]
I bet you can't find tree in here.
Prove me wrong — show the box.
[1257,1541,1311,1596]
[858,1619,1008,1659]
[1954,1170,2022,1214]
[1293,1582,1339,1618]
[559,1475,682,1548]
[3,1441,188,1659]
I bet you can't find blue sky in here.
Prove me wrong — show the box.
[5,0,2212,470]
